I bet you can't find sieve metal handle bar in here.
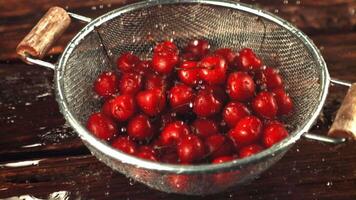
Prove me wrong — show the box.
[16,7,92,70]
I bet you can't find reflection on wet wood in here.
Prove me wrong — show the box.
[0,0,355,199]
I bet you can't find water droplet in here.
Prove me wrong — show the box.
[99,5,104,9]
[104,191,110,196]
[326,181,333,187]
[296,0,301,5]
[296,148,300,152]
[107,4,112,8]
[129,178,136,186]
[321,158,325,162]
[283,0,289,4]
[274,9,279,13]
[229,194,233,198]
[91,6,97,10]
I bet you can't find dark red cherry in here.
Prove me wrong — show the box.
[136,88,166,116]
[184,39,210,59]
[234,48,262,71]
[192,118,219,138]
[111,94,136,121]
[87,112,117,141]
[152,52,179,74]
[112,136,137,155]
[177,135,206,163]
[136,146,158,161]
[193,88,223,117]
[117,52,140,72]
[272,88,293,116]
[119,72,142,95]
[154,41,179,54]
[264,67,284,90]
[199,55,227,85]
[229,116,262,149]
[223,102,250,128]
[239,144,264,158]
[262,121,289,148]
[160,121,191,146]
[178,61,200,85]
[252,91,278,119]
[145,72,167,91]
[212,156,234,164]
[168,84,194,113]
[181,52,198,62]
[136,60,152,75]
[205,134,234,159]
[214,48,237,67]
[226,72,255,101]
[102,98,115,118]
[94,71,119,97]
[127,114,154,141]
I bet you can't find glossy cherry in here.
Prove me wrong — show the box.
[111,94,136,121]
[234,48,262,71]
[193,88,223,117]
[136,146,158,161]
[160,121,191,146]
[168,84,194,113]
[192,118,219,138]
[205,134,235,159]
[119,72,142,95]
[117,52,140,72]
[154,41,179,54]
[214,48,237,67]
[112,136,137,155]
[272,88,293,116]
[177,135,206,163]
[127,114,154,141]
[152,52,179,74]
[252,91,278,119]
[136,88,166,116]
[136,60,152,75]
[223,102,250,128]
[262,121,289,148]
[226,72,255,101]
[145,72,167,91]
[229,116,262,149]
[239,144,264,158]
[263,67,283,90]
[102,98,115,118]
[184,39,210,59]
[87,112,117,141]
[94,71,119,97]
[199,55,227,85]
[178,61,200,85]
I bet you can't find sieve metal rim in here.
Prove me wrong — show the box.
[55,0,330,174]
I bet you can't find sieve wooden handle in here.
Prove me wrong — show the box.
[328,83,356,140]
[16,7,71,64]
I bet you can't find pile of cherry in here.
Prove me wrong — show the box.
[87,39,293,165]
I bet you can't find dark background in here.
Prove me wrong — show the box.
[0,0,355,199]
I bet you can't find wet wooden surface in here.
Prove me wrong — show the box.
[0,0,355,199]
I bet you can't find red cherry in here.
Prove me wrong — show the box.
[193,88,223,117]
[136,88,166,116]
[112,136,137,155]
[214,48,237,67]
[102,98,115,118]
[212,156,234,164]
[234,48,262,71]
[262,121,289,148]
[111,94,136,121]
[94,71,119,97]
[177,135,206,163]
[192,118,219,138]
[184,39,210,59]
[117,52,140,72]
[168,84,194,113]
[226,72,255,101]
[119,72,142,95]
[272,88,293,116]
[229,116,262,148]
[264,67,283,90]
[145,72,167,91]
[199,55,227,85]
[136,60,152,75]
[152,52,179,74]
[178,61,200,85]
[136,146,158,161]
[252,91,278,119]
[205,134,234,159]
[223,102,250,128]
[127,114,154,141]
[154,41,178,54]
[160,121,191,146]
[239,144,264,158]
[87,112,117,140]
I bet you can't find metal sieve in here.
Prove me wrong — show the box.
[16,0,353,195]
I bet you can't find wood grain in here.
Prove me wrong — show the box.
[0,0,356,199]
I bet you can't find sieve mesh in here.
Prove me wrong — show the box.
[57,1,326,195]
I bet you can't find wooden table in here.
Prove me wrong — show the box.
[0,0,355,199]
